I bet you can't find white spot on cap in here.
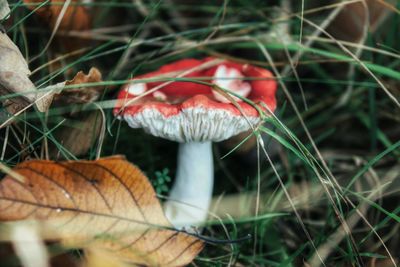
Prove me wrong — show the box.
[212,65,251,103]
[153,91,167,101]
[126,82,147,95]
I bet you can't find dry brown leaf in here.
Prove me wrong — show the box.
[0,32,52,115]
[55,67,104,105]
[0,0,10,20]
[47,67,104,109]
[47,68,105,158]
[0,156,204,266]
[24,0,91,52]
[24,0,90,31]
[48,110,103,159]
[329,0,395,42]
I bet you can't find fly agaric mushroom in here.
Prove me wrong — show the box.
[114,57,277,228]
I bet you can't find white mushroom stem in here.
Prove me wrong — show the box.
[164,141,213,229]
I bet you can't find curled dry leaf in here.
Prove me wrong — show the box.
[54,67,104,106]
[0,156,204,266]
[24,0,91,52]
[0,32,52,116]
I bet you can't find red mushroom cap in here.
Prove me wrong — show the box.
[114,57,277,142]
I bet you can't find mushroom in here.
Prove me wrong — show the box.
[114,57,277,228]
